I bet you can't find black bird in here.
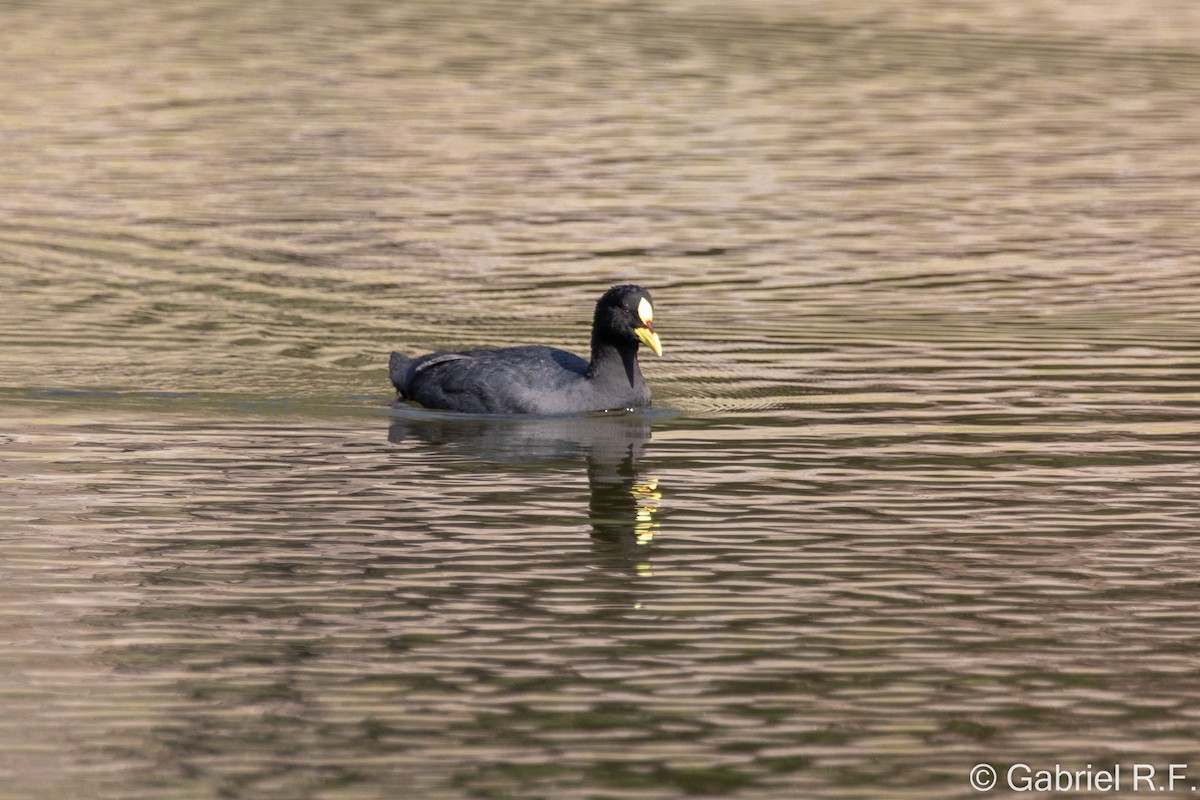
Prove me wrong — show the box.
[389,284,663,415]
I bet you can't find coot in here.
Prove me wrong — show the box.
[389,284,662,414]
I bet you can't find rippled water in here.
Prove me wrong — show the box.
[5,1,1200,798]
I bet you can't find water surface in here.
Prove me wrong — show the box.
[4,1,1200,798]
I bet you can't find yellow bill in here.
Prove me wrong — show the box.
[635,326,663,356]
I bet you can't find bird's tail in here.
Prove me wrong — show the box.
[389,351,412,397]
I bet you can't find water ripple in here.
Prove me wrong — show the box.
[5,1,1200,798]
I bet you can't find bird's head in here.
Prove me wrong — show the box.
[595,284,662,356]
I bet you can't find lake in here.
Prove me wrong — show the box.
[4,1,1200,798]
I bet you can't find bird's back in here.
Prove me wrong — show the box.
[390,346,592,414]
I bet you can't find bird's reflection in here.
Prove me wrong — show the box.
[387,409,663,570]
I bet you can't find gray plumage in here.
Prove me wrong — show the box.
[389,285,661,415]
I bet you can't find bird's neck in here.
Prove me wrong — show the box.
[587,339,641,386]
